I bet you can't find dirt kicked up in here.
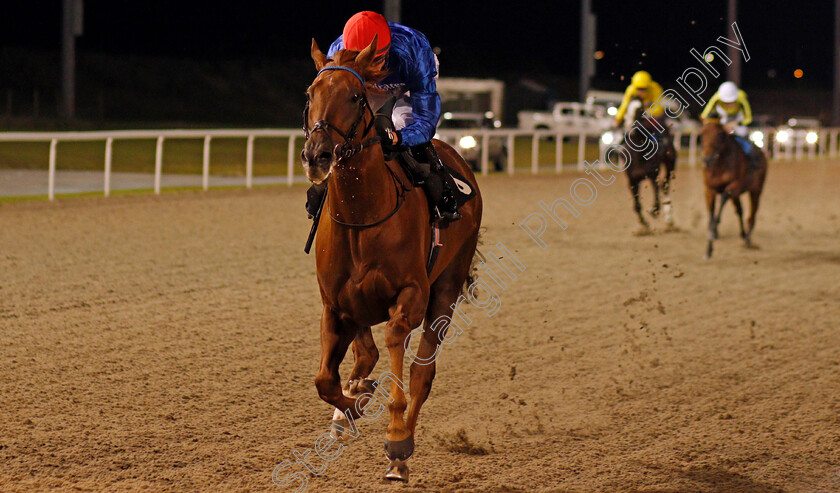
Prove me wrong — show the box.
[1,160,839,492]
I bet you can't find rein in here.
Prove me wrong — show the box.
[304,65,409,228]
[328,161,409,228]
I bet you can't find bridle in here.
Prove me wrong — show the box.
[703,127,727,168]
[302,66,381,162]
[302,65,408,228]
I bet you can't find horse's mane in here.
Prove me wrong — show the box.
[329,49,389,94]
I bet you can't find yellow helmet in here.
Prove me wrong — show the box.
[631,71,652,88]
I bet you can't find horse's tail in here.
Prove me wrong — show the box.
[463,228,486,294]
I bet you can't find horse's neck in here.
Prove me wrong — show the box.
[327,147,397,225]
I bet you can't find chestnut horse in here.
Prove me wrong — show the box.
[301,37,483,481]
[621,100,677,231]
[700,119,768,258]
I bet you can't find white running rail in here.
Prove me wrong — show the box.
[2,127,839,200]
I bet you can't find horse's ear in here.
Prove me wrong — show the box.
[311,38,328,71]
[355,34,383,77]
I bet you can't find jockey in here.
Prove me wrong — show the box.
[613,71,672,149]
[700,81,760,169]
[306,11,460,223]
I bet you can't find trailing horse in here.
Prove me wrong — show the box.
[300,36,483,481]
[620,100,677,232]
[700,119,768,258]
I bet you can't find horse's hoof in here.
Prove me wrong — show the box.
[357,378,378,394]
[633,226,652,236]
[384,435,415,461]
[330,409,352,440]
[348,378,377,396]
[384,459,409,482]
[649,208,660,218]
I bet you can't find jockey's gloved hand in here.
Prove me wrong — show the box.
[382,128,404,153]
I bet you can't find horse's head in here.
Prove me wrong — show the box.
[302,36,387,184]
[701,118,726,167]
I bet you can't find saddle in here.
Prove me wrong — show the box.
[392,149,476,206]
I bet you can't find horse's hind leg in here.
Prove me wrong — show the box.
[382,283,428,481]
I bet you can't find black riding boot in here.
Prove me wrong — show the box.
[305,183,327,218]
[414,142,461,223]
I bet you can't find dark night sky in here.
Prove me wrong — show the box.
[1,0,835,89]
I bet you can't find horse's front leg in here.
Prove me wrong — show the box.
[383,283,428,481]
[314,308,360,430]
[706,191,729,259]
[346,326,379,395]
[731,195,747,240]
[704,187,717,258]
[662,168,675,227]
[648,175,661,218]
[630,180,649,231]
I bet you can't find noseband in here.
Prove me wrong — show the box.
[303,66,380,161]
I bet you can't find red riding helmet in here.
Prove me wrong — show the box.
[343,11,391,57]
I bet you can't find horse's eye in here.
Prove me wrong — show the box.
[351,94,361,102]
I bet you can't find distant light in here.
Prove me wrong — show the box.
[601,132,615,145]
[493,120,502,128]
[776,130,790,143]
[806,131,818,144]
[788,118,798,126]
[593,50,605,60]
[705,53,714,62]
[459,135,477,149]
[750,130,764,143]
[484,111,494,119]
[443,112,453,120]
[607,106,618,116]
[794,69,804,79]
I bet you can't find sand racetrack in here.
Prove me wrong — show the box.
[1,161,839,492]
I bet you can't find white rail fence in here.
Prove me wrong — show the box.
[2,127,839,200]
